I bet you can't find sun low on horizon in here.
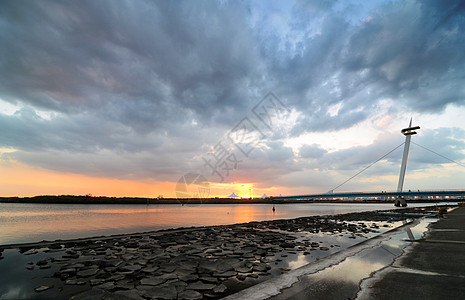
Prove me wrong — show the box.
[0,158,287,198]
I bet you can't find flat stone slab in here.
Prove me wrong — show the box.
[24,249,39,255]
[140,277,167,286]
[96,282,116,290]
[70,288,107,300]
[213,283,228,293]
[188,281,216,291]
[120,265,142,272]
[90,279,105,286]
[141,266,159,273]
[178,289,203,300]
[213,270,237,277]
[66,279,87,285]
[234,264,252,273]
[142,285,177,299]
[77,268,99,278]
[34,285,53,292]
[114,290,145,300]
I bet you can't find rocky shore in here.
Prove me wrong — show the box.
[0,207,440,300]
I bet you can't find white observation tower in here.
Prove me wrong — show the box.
[395,118,420,207]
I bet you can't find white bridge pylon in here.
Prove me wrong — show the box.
[395,118,420,207]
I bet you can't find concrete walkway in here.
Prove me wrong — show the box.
[360,206,465,299]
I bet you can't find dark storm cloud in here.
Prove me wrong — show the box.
[0,0,263,129]
[259,0,465,135]
[341,0,465,112]
[0,0,264,179]
[0,0,464,183]
[0,106,210,180]
[0,107,166,153]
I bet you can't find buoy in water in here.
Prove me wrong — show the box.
[272,205,276,212]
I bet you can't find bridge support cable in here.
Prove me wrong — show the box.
[330,142,405,193]
[411,141,465,169]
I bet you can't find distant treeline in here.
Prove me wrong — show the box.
[0,195,288,204]
[0,195,458,205]
[0,195,150,204]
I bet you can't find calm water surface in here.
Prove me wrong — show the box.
[0,202,443,245]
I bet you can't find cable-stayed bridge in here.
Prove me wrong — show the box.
[273,190,465,201]
[275,120,465,205]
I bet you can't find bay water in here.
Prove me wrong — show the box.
[0,202,444,245]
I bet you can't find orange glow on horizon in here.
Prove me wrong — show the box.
[0,161,291,198]
[0,161,172,198]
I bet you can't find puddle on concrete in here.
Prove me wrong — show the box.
[261,220,404,273]
[268,217,437,300]
[222,220,406,296]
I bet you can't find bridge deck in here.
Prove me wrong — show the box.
[273,190,465,200]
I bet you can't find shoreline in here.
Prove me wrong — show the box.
[1,202,447,247]
[0,195,460,205]
[0,205,443,251]
[225,217,426,300]
[0,206,445,300]
[355,205,465,299]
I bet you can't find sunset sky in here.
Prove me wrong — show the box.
[1,0,464,198]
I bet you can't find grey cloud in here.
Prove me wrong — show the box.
[316,127,465,176]
[0,0,264,131]
[274,169,338,193]
[0,0,268,181]
[291,109,368,135]
[263,141,294,162]
[276,127,465,193]
[409,127,465,165]
[0,105,217,180]
[4,149,189,181]
[299,144,327,159]
[0,0,464,186]
[0,107,166,153]
[218,141,300,185]
[261,0,465,135]
[342,0,465,112]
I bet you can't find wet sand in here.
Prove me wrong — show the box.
[0,206,441,300]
